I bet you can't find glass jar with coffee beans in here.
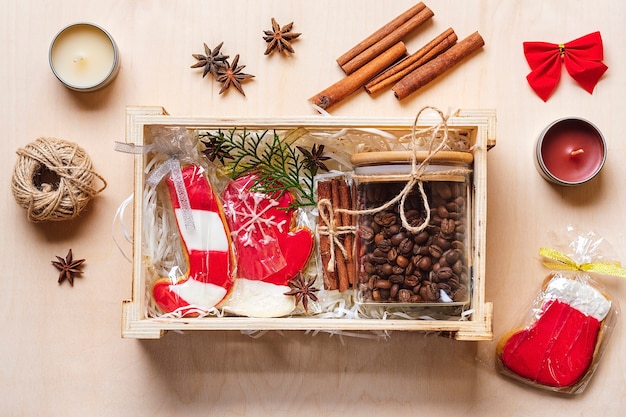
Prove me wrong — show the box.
[350,150,473,306]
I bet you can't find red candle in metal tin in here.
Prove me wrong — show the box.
[536,118,606,185]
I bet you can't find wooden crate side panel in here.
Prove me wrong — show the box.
[122,107,168,339]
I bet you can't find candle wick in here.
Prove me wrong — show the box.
[73,56,84,63]
[570,148,585,157]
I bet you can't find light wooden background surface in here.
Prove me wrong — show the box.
[2,0,626,415]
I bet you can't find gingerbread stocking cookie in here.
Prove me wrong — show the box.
[219,174,314,317]
[152,164,234,315]
[497,274,612,391]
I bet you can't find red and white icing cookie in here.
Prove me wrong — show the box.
[218,174,314,317]
[152,164,235,315]
[497,275,611,390]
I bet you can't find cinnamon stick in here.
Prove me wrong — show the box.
[340,5,434,75]
[392,31,485,100]
[337,2,426,66]
[317,180,337,290]
[365,28,457,95]
[310,41,407,110]
[331,179,350,292]
[338,182,355,288]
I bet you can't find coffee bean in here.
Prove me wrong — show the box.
[380,263,393,276]
[375,279,392,289]
[414,255,432,271]
[440,218,455,236]
[428,244,443,259]
[386,247,398,263]
[377,239,392,253]
[390,232,406,246]
[405,261,414,276]
[386,224,402,238]
[404,275,419,288]
[379,288,391,300]
[389,274,404,284]
[419,282,440,301]
[445,248,462,265]
[360,225,375,242]
[396,255,409,268]
[435,266,454,281]
[414,230,430,245]
[392,265,405,275]
[398,289,412,302]
[452,260,463,274]
[398,237,414,255]
[390,283,400,299]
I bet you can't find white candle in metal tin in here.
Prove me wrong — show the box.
[49,23,120,92]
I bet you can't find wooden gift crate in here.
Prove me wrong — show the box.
[121,106,496,340]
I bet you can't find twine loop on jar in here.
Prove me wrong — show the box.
[317,107,472,271]
[11,137,107,222]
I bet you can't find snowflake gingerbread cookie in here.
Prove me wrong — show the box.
[218,174,315,317]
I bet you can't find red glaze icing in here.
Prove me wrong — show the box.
[152,164,234,313]
[153,281,191,314]
[500,299,600,388]
[222,174,314,286]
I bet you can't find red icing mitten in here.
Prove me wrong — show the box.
[218,174,314,317]
[152,164,234,315]
[497,274,612,392]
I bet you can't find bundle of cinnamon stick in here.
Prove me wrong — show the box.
[309,2,484,110]
[317,178,355,292]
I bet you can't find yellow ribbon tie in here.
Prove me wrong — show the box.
[539,247,626,278]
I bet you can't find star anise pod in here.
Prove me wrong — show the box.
[191,42,229,78]
[51,249,85,286]
[297,144,331,174]
[284,273,319,312]
[216,54,255,96]
[200,136,234,164]
[263,18,301,55]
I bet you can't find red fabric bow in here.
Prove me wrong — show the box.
[523,32,608,101]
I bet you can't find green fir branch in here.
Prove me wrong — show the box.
[198,128,321,209]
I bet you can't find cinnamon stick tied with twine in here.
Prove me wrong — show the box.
[331,179,350,292]
[392,31,485,100]
[338,181,355,288]
[310,41,407,110]
[338,3,434,75]
[365,28,458,95]
[317,180,337,290]
[317,178,356,292]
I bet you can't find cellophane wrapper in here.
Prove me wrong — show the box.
[495,228,621,394]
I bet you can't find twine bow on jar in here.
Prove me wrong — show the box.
[316,106,472,271]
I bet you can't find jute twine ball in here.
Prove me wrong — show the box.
[11,137,107,222]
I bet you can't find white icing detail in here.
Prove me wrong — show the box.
[219,278,296,318]
[169,278,227,308]
[230,192,287,247]
[175,209,228,252]
[546,276,611,321]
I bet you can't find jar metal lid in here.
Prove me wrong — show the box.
[350,150,473,166]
